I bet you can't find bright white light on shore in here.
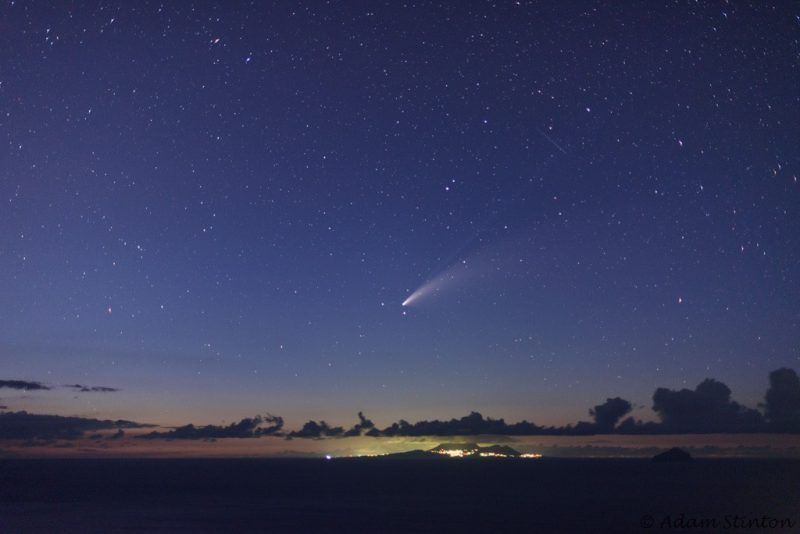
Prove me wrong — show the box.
[325,455,332,460]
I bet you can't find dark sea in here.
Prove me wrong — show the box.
[0,458,798,533]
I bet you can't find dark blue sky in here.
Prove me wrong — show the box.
[1,1,798,428]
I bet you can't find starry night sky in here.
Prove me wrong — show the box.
[1,1,798,429]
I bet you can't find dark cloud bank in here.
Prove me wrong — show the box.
[0,411,147,441]
[139,414,284,440]
[289,368,800,439]
[2,368,800,441]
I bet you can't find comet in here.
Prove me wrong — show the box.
[401,258,480,307]
[401,278,443,307]
[401,233,532,308]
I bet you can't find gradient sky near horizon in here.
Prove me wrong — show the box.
[1,1,798,429]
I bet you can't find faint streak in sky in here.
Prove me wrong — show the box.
[537,128,567,154]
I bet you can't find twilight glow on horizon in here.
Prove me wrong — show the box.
[1,1,798,441]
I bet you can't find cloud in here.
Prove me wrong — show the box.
[616,379,764,434]
[0,380,51,391]
[343,412,375,437]
[290,412,378,438]
[763,368,800,432]
[139,414,284,440]
[365,412,546,438]
[355,411,612,438]
[288,420,345,439]
[0,379,120,393]
[653,379,764,433]
[66,384,120,393]
[306,373,785,438]
[590,397,632,432]
[0,411,147,440]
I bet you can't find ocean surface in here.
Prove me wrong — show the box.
[0,457,798,532]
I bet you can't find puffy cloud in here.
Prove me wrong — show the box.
[638,379,764,433]
[763,368,800,432]
[590,397,633,432]
[343,412,375,437]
